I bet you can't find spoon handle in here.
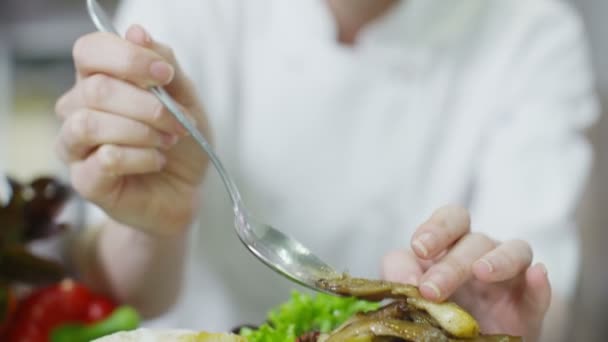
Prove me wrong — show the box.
[86,0,244,210]
[151,88,244,208]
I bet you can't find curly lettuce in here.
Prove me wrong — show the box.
[239,291,379,342]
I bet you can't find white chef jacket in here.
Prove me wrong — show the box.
[111,0,599,331]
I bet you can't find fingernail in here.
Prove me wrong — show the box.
[421,281,441,300]
[538,263,548,276]
[140,26,152,43]
[149,61,174,83]
[412,240,428,258]
[131,24,152,45]
[161,133,179,148]
[413,232,433,258]
[477,258,494,273]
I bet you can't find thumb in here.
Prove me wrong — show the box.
[125,24,199,108]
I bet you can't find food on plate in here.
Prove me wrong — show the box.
[51,306,140,342]
[316,274,481,339]
[238,289,380,341]
[95,274,523,341]
[94,329,246,341]
[311,274,520,341]
[239,274,520,341]
[3,279,138,342]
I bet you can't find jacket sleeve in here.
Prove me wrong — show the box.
[469,1,599,299]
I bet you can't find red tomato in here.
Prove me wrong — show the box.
[84,296,117,323]
[55,279,93,319]
[5,318,45,342]
[8,280,93,342]
[4,279,115,342]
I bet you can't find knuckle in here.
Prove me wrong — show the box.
[69,110,95,143]
[433,204,471,232]
[97,145,122,174]
[165,47,176,61]
[512,238,532,252]
[491,248,517,270]
[136,122,156,142]
[72,33,102,67]
[83,74,112,106]
[439,258,468,282]
[467,233,496,251]
[511,239,533,263]
[72,35,90,63]
[469,232,491,244]
[158,43,176,61]
[120,48,140,76]
[54,93,71,119]
[446,204,471,227]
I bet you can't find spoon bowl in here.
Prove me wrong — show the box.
[234,211,339,289]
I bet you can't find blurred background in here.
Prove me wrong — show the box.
[0,0,606,340]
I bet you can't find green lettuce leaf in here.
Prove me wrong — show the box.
[240,291,379,342]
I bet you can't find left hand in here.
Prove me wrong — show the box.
[382,205,551,341]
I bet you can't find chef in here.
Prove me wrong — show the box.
[54,1,598,341]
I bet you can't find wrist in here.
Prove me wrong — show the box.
[103,218,189,249]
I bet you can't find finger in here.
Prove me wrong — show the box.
[55,87,76,120]
[57,109,179,162]
[472,239,533,283]
[381,250,424,285]
[522,263,551,317]
[57,74,191,136]
[411,205,471,260]
[419,233,495,301]
[73,32,174,88]
[124,25,199,107]
[70,145,166,204]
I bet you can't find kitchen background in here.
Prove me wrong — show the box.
[1,0,607,340]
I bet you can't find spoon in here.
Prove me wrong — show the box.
[86,0,340,293]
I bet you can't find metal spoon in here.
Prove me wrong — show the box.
[86,0,340,292]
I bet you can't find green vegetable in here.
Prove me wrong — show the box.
[50,306,140,342]
[240,291,379,342]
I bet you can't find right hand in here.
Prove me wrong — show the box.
[55,25,209,235]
